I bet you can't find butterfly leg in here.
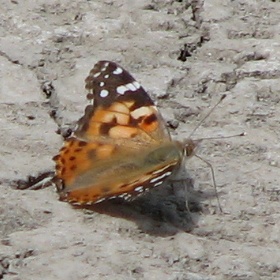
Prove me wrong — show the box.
[12,171,55,190]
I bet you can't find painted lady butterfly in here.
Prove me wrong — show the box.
[53,61,197,205]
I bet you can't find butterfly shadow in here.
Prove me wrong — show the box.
[12,171,221,237]
[77,178,208,237]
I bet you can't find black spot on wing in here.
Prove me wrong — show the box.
[85,61,155,108]
[144,113,157,125]
[78,141,88,147]
[99,122,114,135]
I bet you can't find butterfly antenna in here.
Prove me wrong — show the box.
[189,94,226,138]
[195,132,246,142]
[194,154,223,213]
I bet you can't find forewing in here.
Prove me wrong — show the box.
[75,60,171,144]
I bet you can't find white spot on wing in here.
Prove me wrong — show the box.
[152,164,175,175]
[100,82,105,87]
[124,194,132,200]
[117,85,127,95]
[116,82,140,95]
[153,181,163,187]
[101,63,109,72]
[134,186,144,192]
[150,171,172,183]
[133,81,141,89]
[126,83,137,91]
[104,74,109,78]
[71,201,81,206]
[93,72,101,78]
[113,67,123,74]
[100,89,109,97]
[118,193,128,198]
[95,198,106,204]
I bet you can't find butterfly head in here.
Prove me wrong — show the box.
[183,138,201,158]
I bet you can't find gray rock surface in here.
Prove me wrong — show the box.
[1,0,280,279]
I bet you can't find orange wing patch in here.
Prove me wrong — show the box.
[76,101,164,143]
[53,138,116,186]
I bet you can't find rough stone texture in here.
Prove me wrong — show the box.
[1,0,280,279]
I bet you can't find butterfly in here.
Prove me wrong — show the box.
[53,61,197,205]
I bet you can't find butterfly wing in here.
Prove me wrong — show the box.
[53,61,183,204]
[76,60,170,143]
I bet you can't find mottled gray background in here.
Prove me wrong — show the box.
[1,0,280,279]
